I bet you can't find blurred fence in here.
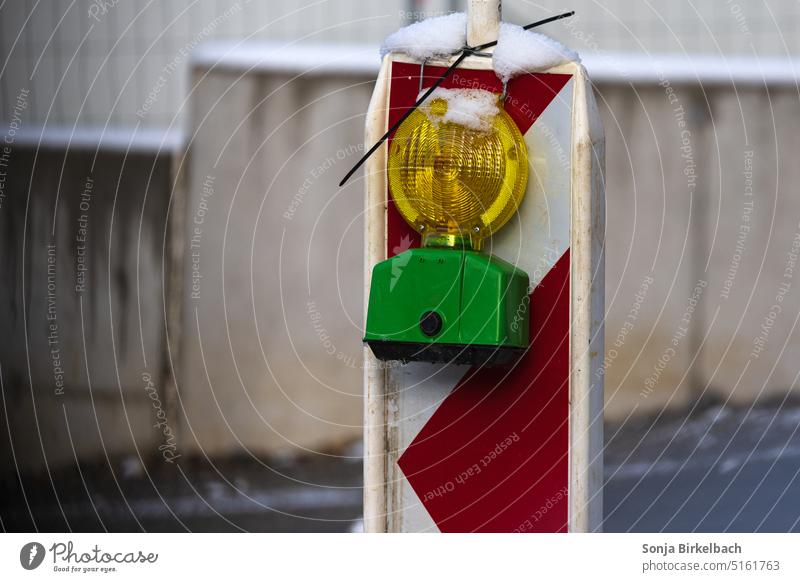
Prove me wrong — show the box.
[0,0,407,127]
[2,1,800,128]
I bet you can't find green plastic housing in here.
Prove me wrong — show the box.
[364,247,530,365]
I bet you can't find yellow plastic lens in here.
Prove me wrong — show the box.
[388,96,528,250]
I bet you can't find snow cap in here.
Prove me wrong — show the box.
[381,14,579,83]
[380,13,467,60]
[492,22,579,83]
[418,87,500,133]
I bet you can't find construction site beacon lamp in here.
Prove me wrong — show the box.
[364,94,531,366]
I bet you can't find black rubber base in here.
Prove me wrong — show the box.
[365,340,525,367]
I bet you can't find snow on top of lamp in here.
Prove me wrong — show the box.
[380,12,578,81]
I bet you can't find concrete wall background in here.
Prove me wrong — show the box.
[175,68,369,457]
[4,56,800,473]
[0,147,178,472]
[600,84,800,418]
[177,51,800,445]
[3,6,800,475]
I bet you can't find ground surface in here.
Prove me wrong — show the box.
[2,402,800,532]
[603,400,800,532]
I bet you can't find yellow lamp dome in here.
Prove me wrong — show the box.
[387,92,528,250]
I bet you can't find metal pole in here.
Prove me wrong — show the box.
[467,0,501,47]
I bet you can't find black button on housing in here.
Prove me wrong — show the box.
[419,311,443,337]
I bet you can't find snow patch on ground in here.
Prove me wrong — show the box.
[380,12,466,60]
[492,23,579,83]
[419,87,500,133]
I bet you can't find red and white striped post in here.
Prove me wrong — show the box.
[363,0,605,532]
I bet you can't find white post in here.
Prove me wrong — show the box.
[364,7,604,533]
[467,0,501,47]
[362,58,392,534]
